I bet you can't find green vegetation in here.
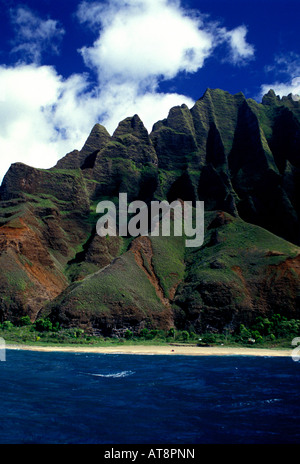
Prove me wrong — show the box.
[182,209,298,294]
[0,314,298,350]
[51,250,165,315]
[0,200,28,227]
[151,233,185,298]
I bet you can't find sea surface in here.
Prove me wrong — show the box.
[0,349,299,444]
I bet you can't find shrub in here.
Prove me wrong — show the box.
[125,329,133,339]
[34,318,53,332]
[72,328,84,338]
[237,324,252,343]
[167,328,175,339]
[189,331,198,340]
[150,329,159,338]
[18,316,32,327]
[251,330,263,343]
[200,333,219,344]
[140,328,150,339]
[51,322,60,332]
[1,321,14,330]
[252,317,272,336]
[151,329,166,340]
[275,319,300,338]
[181,330,190,341]
[251,314,300,339]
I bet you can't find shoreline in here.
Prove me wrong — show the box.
[6,343,292,357]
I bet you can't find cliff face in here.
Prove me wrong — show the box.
[0,88,299,334]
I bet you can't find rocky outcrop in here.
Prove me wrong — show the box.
[55,123,111,170]
[0,163,90,215]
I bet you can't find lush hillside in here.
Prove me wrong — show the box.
[0,88,299,337]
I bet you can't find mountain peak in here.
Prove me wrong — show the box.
[112,114,149,141]
[80,123,111,156]
[262,89,280,105]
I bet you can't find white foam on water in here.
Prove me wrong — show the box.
[86,370,135,378]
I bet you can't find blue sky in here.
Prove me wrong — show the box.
[0,0,299,181]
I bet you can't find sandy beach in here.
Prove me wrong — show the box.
[6,343,292,357]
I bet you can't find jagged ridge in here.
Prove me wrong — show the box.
[0,88,299,335]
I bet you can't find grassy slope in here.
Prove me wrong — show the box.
[186,211,298,281]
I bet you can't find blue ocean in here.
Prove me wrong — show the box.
[0,349,299,444]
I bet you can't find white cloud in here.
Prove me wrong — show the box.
[0,0,255,182]
[75,0,254,128]
[271,52,300,77]
[220,25,255,64]
[0,64,100,181]
[78,0,254,80]
[9,6,65,63]
[76,0,214,131]
[260,77,300,100]
[260,52,300,100]
[0,64,194,182]
[78,0,214,81]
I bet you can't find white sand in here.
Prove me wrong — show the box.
[6,343,291,357]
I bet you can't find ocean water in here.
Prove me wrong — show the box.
[0,349,299,444]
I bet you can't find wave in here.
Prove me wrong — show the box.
[85,370,135,378]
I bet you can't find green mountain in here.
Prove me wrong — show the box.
[0,88,299,336]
